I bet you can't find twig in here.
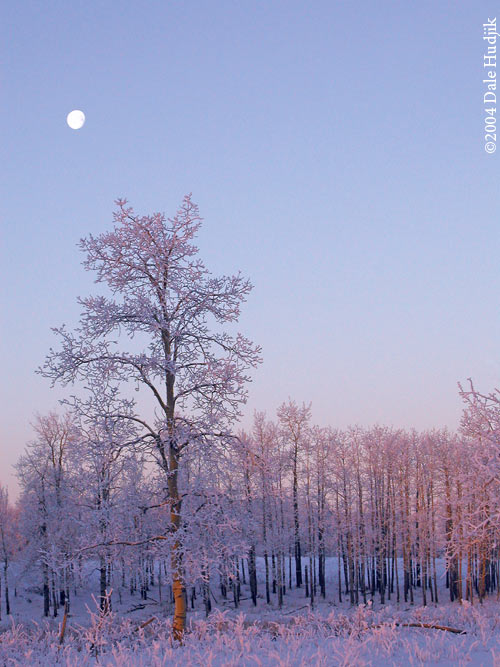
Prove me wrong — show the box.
[283,605,309,616]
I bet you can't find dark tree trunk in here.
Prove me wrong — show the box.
[248,547,257,606]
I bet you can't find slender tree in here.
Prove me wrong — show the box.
[277,400,311,588]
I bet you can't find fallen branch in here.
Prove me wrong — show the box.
[75,533,173,555]
[283,605,309,616]
[397,622,466,635]
[136,617,157,632]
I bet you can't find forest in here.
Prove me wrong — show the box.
[1,197,500,665]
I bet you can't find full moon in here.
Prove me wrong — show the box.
[66,109,85,130]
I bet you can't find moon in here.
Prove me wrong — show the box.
[67,110,85,130]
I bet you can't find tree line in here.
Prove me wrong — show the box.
[2,388,499,623]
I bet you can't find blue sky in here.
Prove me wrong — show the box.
[1,1,499,494]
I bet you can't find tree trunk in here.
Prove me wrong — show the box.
[293,444,302,587]
[168,441,186,642]
[202,571,211,617]
[100,556,108,612]
[248,547,257,606]
[42,561,50,617]
[264,551,270,604]
[3,560,9,616]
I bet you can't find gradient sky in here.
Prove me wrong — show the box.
[1,1,499,496]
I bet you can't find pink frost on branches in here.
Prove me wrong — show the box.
[42,195,261,435]
[41,195,262,637]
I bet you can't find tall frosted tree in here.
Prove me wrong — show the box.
[69,380,140,611]
[0,486,17,618]
[16,412,75,617]
[277,400,311,588]
[42,195,261,638]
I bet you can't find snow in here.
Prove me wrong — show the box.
[1,557,500,665]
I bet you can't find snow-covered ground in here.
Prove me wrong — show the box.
[1,558,500,665]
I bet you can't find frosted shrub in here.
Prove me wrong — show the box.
[78,592,122,657]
